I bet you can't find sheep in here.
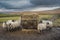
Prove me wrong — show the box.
[2,22,7,31]
[2,20,13,31]
[37,23,46,32]
[10,20,22,31]
[37,20,53,33]
[2,19,22,31]
[42,20,53,30]
[37,21,47,33]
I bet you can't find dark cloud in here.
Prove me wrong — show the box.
[0,0,60,9]
[0,0,60,12]
[0,0,34,9]
[30,0,60,5]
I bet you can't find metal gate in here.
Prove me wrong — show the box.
[21,14,38,29]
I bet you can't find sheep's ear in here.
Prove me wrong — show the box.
[39,20,42,23]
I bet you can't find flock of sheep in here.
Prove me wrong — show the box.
[2,18,53,33]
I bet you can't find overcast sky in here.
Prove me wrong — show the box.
[0,0,60,12]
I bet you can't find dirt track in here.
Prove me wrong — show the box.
[0,27,60,40]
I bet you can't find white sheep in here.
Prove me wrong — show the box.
[37,20,53,33]
[3,22,7,30]
[10,20,22,30]
[42,20,53,30]
[2,20,13,31]
[2,19,22,31]
[37,21,47,32]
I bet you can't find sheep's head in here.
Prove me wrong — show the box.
[46,22,49,25]
[39,20,42,23]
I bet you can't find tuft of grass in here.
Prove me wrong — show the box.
[53,18,60,27]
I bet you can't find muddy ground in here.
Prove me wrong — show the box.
[0,27,60,40]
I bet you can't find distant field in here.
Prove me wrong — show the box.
[0,13,20,17]
[0,13,20,23]
[54,18,60,26]
[0,17,20,23]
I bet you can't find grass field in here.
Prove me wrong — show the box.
[0,17,20,23]
[53,18,60,26]
[0,13,60,26]
[0,13,20,17]
[0,13,20,23]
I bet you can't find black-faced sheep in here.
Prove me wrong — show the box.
[2,20,22,31]
[2,20,13,31]
[37,20,53,33]
[37,21,46,32]
[42,20,53,30]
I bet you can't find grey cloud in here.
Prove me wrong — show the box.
[30,0,60,5]
[0,0,60,12]
[0,0,34,9]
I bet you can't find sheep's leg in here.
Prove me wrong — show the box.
[16,26,20,30]
[48,27,52,31]
[46,26,52,32]
[4,27,8,32]
[20,25,22,30]
[40,30,42,33]
[37,29,41,34]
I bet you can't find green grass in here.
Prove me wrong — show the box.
[39,15,53,19]
[0,13,21,23]
[0,13,20,17]
[38,15,54,22]
[0,14,60,27]
[53,18,60,26]
[0,17,20,23]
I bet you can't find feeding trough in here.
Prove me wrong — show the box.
[21,14,39,29]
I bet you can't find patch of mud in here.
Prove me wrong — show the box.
[0,27,60,40]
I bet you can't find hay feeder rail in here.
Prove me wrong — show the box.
[21,14,39,29]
